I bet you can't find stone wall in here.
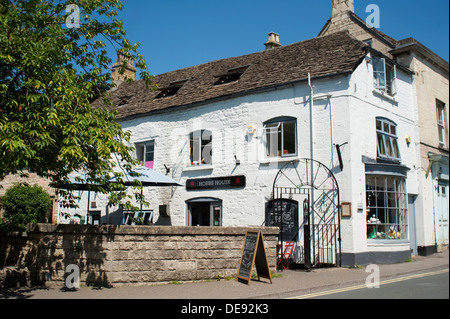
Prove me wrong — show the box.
[0,173,59,222]
[0,224,279,288]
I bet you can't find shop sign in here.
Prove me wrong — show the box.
[186,176,246,190]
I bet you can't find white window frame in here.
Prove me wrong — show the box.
[135,140,155,169]
[373,56,397,96]
[366,175,408,240]
[437,100,446,148]
[189,130,212,166]
[376,118,401,161]
[123,211,154,225]
[263,117,297,158]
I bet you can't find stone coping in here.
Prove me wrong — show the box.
[25,224,280,236]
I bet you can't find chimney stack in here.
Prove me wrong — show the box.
[111,53,137,89]
[331,0,354,19]
[264,32,282,50]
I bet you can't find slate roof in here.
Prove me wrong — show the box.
[93,31,369,120]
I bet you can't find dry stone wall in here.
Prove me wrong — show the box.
[0,224,278,288]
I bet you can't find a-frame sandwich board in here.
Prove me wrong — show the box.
[237,231,273,285]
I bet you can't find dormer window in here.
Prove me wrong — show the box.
[118,95,132,107]
[156,79,189,98]
[214,65,249,85]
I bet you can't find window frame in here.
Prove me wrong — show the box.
[366,175,408,240]
[437,100,446,148]
[122,210,154,225]
[263,117,298,159]
[189,130,212,166]
[376,118,401,162]
[373,56,397,97]
[135,140,155,169]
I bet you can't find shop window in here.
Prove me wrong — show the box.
[373,56,397,96]
[136,140,155,169]
[264,117,297,158]
[376,118,401,161]
[189,130,212,166]
[366,175,407,240]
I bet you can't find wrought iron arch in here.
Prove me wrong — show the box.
[270,159,341,269]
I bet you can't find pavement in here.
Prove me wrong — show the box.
[0,248,448,300]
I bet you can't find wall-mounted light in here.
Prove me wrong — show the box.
[405,135,411,146]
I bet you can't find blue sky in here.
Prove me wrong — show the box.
[115,0,449,77]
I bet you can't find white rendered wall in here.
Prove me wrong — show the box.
[59,53,419,258]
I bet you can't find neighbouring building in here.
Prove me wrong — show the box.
[319,0,449,255]
[0,171,59,223]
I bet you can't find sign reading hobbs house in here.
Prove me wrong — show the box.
[186,176,246,190]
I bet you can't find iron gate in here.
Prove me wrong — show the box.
[268,159,341,269]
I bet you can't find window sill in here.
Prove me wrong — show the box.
[259,156,300,166]
[367,239,410,246]
[184,164,214,172]
[372,90,398,104]
[376,156,402,164]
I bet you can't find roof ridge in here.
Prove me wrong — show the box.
[94,31,368,119]
[149,30,358,79]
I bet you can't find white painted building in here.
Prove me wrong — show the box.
[320,0,449,256]
[58,30,423,267]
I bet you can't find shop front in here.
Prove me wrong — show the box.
[359,162,412,265]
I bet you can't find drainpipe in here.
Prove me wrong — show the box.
[308,73,314,164]
[308,73,315,264]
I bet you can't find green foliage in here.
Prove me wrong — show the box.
[2,184,53,231]
[0,0,155,210]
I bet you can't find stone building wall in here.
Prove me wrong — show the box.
[0,173,59,223]
[0,224,279,288]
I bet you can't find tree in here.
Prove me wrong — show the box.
[1,184,53,231]
[0,0,154,209]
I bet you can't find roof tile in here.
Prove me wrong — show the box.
[93,31,368,119]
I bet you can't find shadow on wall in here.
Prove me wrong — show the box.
[0,224,117,288]
[1,224,279,289]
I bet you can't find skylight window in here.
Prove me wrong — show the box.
[214,65,250,85]
[155,79,189,98]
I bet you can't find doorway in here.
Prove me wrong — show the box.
[408,195,417,256]
[435,181,449,246]
[271,159,341,269]
[187,198,222,226]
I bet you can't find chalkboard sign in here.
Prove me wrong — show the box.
[265,199,299,241]
[237,231,272,285]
